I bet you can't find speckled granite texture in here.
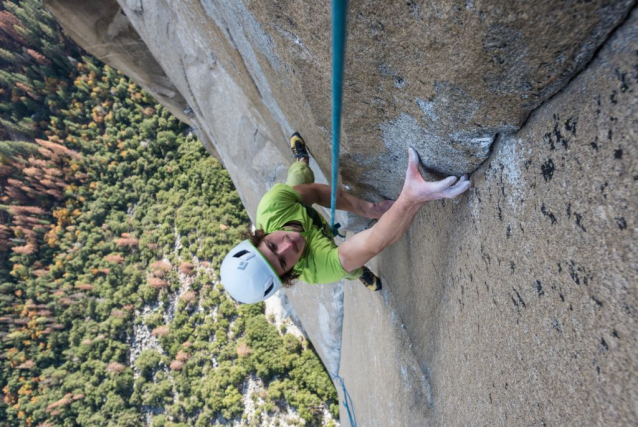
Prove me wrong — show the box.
[340,9,636,425]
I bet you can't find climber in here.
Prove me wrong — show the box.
[220,133,471,304]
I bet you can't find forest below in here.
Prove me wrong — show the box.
[0,1,338,426]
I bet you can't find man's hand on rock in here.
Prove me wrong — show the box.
[338,148,471,272]
[401,147,471,204]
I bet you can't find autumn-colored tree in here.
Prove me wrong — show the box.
[151,325,169,337]
[148,277,167,289]
[149,260,171,271]
[106,362,126,373]
[178,261,195,276]
[175,350,190,362]
[180,291,197,303]
[115,236,139,247]
[103,253,124,264]
[169,360,184,370]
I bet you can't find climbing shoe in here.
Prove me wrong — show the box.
[359,266,382,291]
[290,132,310,160]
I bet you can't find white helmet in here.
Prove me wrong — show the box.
[220,240,282,303]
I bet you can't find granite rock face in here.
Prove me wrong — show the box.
[48,0,634,195]
[340,8,637,424]
[45,0,637,425]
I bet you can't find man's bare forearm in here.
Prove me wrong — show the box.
[337,195,422,272]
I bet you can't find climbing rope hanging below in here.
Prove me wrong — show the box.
[330,372,358,427]
[330,0,348,237]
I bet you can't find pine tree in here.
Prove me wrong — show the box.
[0,140,38,158]
[0,47,18,62]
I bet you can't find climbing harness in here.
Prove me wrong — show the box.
[330,0,348,238]
[330,372,358,427]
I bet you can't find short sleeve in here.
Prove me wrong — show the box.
[299,240,348,284]
[256,184,303,232]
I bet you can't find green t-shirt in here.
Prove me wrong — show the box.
[255,183,347,284]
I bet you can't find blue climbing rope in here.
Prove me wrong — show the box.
[330,0,348,237]
[330,372,357,427]
[329,8,357,425]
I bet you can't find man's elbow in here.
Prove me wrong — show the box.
[338,245,378,274]
[338,251,359,274]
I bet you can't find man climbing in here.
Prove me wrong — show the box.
[220,133,470,304]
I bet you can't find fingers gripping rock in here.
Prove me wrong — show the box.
[443,175,471,198]
[403,148,471,202]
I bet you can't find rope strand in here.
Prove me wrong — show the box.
[330,0,349,235]
[330,372,357,426]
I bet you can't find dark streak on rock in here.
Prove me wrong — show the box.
[615,217,627,230]
[511,295,519,311]
[574,212,586,232]
[481,245,491,272]
[567,260,591,286]
[543,131,555,150]
[600,337,609,353]
[553,119,568,149]
[595,95,601,115]
[541,159,555,181]
[615,67,629,92]
[513,288,526,309]
[535,280,544,297]
[591,295,603,308]
[506,224,511,238]
[614,147,623,159]
[568,262,580,285]
[565,117,577,135]
[551,318,561,333]
[623,303,632,315]
[541,203,557,224]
